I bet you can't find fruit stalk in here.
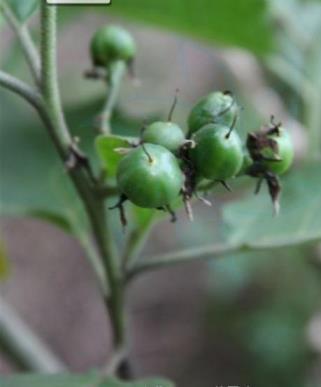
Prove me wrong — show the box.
[100,60,126,133]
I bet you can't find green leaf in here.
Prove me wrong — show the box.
[5,0,39,22]
[0,373,175,387]
[109,0,273,55]
[0,240,10,280]
[95,134,133,177]
[223,163,321,248]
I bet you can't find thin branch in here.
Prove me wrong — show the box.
[1,1,41,86]
[0,69,68,160]
[74,228,109,296]
[0,70,43,109]
[0,297,66,372]
[127,243,245,280]
[41,3,71,149]
[100,60,126,134]
[122,222,155,270]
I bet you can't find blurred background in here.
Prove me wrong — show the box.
[1,0,321,386]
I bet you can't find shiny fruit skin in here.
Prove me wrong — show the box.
[191,124,243,180]
[117,144,184,208]
[142,121,185,152]
[263,128,294,175]
[91,25,136,67]
[188,91,238,136]
[238,152,253,176]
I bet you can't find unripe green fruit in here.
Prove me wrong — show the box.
[117,144,184,208]
[142,121,185,152]
[91,25,136,67]
[188,91,238,136]
[263,127,294,175]
[190,124,243,180]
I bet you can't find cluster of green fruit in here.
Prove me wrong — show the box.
[90,26,294,223]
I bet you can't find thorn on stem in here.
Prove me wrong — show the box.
[181,189,194,221]
[219,180,232,192]
[109,194,128,229]
[255,177,264,195]
[84,67,107,80]
[195,192,212,207]
[165,205,177,223]
[65,140,97,185]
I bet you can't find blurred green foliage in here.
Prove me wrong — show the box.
[4,0,39,22]
[109,0,273,55]
[0,373,174,387]
[224,163,321,249]
[0,239,10,280]
[206,246,321,387]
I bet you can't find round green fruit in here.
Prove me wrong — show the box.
[190,124,243,180]
[263,127,294,175]
[237,151,253,176]
[142,121,185,152]
[188,91,238,136]
[90,25,136,67]
[117,144,184,208]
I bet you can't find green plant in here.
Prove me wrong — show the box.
[190,124,243,181]
[187,91,239,137]
[0,1,321,386]
[262,127,294,175]
[116,144,184,216]
[141,92,185,152]
[142,122,185,153]
[90,25,136,68]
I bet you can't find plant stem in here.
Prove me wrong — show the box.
[2,3,128,376]
[100,60,126,134]
[74,227,108,296]
[0,70,43,109]
[0,297,66,372]
[41,3,71,149]
[0,70,69,161]
[1,1,41,87]
[127,243,246,280]
[128,237,320,280]
[122,222,155,270]
[39,3,128,375]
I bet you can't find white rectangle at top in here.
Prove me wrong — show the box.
[46,0,111,4]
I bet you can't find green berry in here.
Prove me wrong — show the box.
[263,127,294,175]
[188,91,238,136]
[238,152,253,176]
[117,144,184,208]
[90,25,136,67]
[142,121,185,152]
[190,124,243,180]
